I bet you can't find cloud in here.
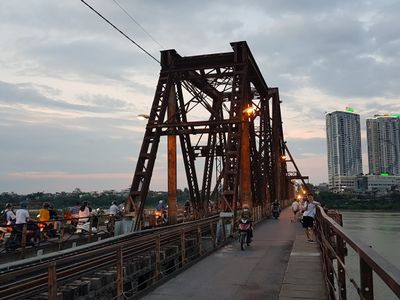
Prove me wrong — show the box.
[9,171,131,180]
[1,0,400,193]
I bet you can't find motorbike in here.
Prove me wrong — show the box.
[76,218,97,234]
[0,225,13,245]
[238,218,252,250]
[154,209,167,226]
[272,206,280,219]
[5,224,38,252]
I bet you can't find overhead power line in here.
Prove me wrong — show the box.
[80,0,160,64]
[111,0,164,49]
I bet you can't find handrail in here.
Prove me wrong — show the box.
[315,206,400,300]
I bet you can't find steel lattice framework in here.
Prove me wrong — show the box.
[126,41,293,230]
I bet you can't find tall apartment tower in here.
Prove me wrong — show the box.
[326,110,363,191]
[366,115,400,175]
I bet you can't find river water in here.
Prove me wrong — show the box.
[340,210,400,300]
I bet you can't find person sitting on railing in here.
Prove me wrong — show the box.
[302,194,320,243]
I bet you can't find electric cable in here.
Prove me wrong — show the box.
[80,0,160,64]
[111,0,164,49]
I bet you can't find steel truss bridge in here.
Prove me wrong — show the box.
[127,41,307,230]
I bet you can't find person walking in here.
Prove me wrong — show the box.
[291,199,300,222]
[302,195,320,243]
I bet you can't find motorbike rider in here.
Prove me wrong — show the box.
[184,200,191,217]
[38,202,51,239]
[15,202,40,244]
[240,204,253,242]
[5,203,16,225]
[156,200,167,224]
[110,201,122,219]
[272,201,281,213]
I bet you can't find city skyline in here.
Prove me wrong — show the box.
[1,1,400,193]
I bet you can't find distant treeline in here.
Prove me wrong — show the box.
[0,188,191,210]
[2,188,399,211]
[315,191,400,211]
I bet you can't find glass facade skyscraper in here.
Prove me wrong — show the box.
[326,111,363,191]
[366,115,400,176]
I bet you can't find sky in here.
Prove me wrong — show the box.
[1,0,400,194]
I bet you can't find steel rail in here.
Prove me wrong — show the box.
[0,216,220,299]
[0,215,218,274]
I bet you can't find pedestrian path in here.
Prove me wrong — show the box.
[278,235,328,299]
[142,208,327,300]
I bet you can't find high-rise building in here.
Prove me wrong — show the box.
[326,110,363,191]
[366,115,400,175]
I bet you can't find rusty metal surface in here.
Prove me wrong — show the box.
[128,41,291,228]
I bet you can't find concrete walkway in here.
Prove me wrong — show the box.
[142,208,327,300]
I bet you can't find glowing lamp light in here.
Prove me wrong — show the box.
[243,106,255,116]
[280,155,287,161]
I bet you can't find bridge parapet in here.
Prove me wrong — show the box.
[315,206,400,300]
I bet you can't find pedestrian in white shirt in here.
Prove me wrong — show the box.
[4,203,16,225]
[110,201,121,218]
[302,195,320,243]
[15,203,31,225]
[291,199,300,222]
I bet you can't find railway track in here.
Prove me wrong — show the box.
[0,215,220,299]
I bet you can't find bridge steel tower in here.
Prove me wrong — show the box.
[126,41,289,230]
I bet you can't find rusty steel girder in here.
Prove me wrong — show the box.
[127,41,290,230]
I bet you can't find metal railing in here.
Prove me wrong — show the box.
[0,205,267,300]
[315,206,400,300]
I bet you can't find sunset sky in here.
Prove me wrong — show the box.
[1,0,399,193]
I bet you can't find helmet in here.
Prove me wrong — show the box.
[159,200,163,204]
[5,203,11,208]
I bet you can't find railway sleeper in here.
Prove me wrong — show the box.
[22,233,216,299]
